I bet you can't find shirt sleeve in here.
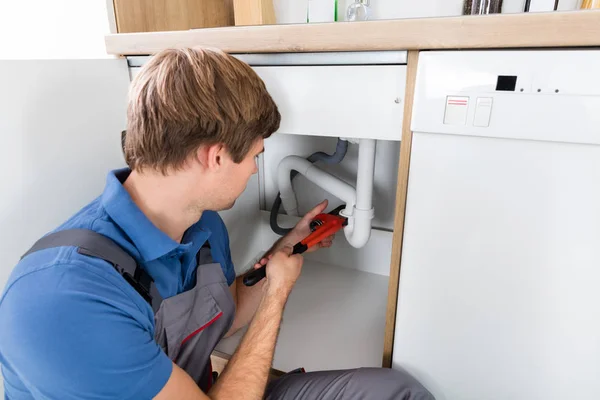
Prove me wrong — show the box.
[0,264,173,400]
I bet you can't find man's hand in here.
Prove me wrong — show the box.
[284,200,335,252]
[229,202,327,337]
[264,247,304,297]
[254,200,336,268]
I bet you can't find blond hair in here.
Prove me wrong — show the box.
[124,48,280,172]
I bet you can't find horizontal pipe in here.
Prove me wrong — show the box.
[278,156,356,217]
[278,139,376,249]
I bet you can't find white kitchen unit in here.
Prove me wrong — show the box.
[393,50,600,400]
[203,51,407,372]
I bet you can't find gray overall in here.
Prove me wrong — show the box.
[23,229,434,400]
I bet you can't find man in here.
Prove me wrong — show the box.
[0,48,433,399]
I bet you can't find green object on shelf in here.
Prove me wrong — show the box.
[307,0,338,23]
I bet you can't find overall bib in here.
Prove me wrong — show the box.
[153,245,235,392]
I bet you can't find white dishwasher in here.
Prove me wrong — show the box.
[393,51,600,400]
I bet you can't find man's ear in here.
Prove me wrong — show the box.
[204,143,226,170]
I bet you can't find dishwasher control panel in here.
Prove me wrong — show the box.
[413,50,600,145]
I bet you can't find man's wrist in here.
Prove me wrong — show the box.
[271,237,287,252]
[263,283,290,308]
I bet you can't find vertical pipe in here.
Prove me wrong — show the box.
[343,139,376,248]
[355,139,376,211]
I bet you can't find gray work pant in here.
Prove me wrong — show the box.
[265,367,434,400]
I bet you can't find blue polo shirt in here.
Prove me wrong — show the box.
[0,169,236,400]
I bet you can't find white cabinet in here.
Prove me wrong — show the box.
[210,52,407,371]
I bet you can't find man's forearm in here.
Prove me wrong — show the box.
[209,287,286,400]
[268,237,286,253]
[226,276,264,335]
[226,237,289,336]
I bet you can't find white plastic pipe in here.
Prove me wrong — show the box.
[276,139,376,249]
[278,156,356,217]
[342,139,376,248]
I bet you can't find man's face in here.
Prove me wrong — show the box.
[212,138,264,211]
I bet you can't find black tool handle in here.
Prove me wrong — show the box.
[242,266,267,286]
[242,243,309,287]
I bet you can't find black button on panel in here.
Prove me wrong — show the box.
[496,76,518,92]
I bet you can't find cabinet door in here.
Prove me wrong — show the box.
[254,65,406,141]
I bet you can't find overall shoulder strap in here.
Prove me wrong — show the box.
[22,229,163,313]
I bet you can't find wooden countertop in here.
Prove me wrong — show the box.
[105,10,600,56]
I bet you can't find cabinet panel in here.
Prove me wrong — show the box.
[254,65,406,141]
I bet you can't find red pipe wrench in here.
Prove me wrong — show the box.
[243,206,347,286]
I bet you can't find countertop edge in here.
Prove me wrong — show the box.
[105,10,600,56]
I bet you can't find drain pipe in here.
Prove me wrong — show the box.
[271,139,349,235]
[278,157,356,217]
[277,139,376,248]
[342,139,376,248]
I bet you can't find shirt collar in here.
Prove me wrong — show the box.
[101,168,187,262]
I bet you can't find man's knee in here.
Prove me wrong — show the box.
[349,367,434,400]
[266,367,434,400]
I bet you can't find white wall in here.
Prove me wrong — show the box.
[0,59,129,396]
[0,59,129,284]
[0,0,113,59]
